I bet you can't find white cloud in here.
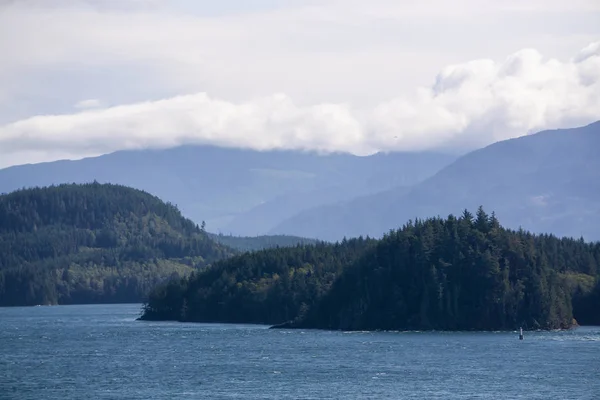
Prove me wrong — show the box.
[367,43,600,150]
[0,93,367,159]
[0,42,598,168]
[0,0,598,167]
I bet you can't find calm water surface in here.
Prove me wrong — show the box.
[1,304,599,399]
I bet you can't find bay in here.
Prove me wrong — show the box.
[1,304,598,399]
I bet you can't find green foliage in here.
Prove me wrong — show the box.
[300,211,598,331]
[571,275,600,326]
[209,233,321,252]
[141,208,600,331]
[140,236,377,323]
[0,183,234,306]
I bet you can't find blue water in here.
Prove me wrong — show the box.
[0,304,599,399]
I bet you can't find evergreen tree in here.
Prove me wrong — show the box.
[0,183,235,306]
[141,208,600,331]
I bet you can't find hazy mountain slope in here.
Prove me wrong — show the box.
[269,185,412,240]
[273,121,600,241]
[0,146,455,235]
[222,151,454,235]
[223,183,410,236]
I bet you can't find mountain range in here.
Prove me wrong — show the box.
[0,146,455,236]
[271,121,600,241]
[1,120,599,241]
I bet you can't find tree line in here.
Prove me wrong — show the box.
[141,208,600,330]
[209,233,320,252]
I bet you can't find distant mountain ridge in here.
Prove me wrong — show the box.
[0,146,455,236]
[272,121,600,241]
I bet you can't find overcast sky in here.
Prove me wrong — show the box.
[0,0,599,168]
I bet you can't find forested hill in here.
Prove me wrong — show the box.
[294,209,599,331]
[140,208,600,330]
[0,183,234,306]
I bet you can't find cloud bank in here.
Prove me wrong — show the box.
[0,41,598,168]
[0,1,599,167]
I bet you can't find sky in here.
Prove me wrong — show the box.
[0,0,599,168]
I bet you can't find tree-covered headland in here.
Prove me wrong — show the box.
[141,208,600,331]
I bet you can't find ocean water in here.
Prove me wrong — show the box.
[0,304,599,399]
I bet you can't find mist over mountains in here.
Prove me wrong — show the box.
[1,121,599,241]
[0,147,455,236]
[272,121,600,241]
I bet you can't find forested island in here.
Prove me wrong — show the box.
[0,183,234,306]
[141,208,600,330]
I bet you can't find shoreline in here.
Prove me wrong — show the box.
[136,316,582,333]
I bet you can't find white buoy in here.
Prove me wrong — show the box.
[519,327,524,340]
